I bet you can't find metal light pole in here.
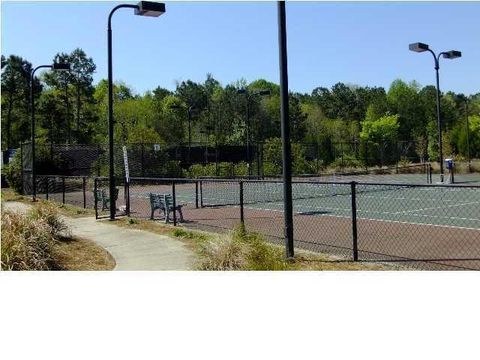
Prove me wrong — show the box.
[187,105,194,163]
[107,1,165,220]
[277,1,294,258]
[409,42,461,183]
[464,97,471,172]
[30,62,70,202]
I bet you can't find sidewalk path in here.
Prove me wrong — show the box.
[2,201,194,270]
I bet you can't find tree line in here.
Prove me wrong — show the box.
[2,49,480,165]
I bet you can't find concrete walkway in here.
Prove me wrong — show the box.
[2,201,194,271]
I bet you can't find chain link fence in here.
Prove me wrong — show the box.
[20,139,441,185]
[32,174,480,270]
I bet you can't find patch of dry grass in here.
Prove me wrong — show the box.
[53,237,115,271]
[1,211,57,270]
[1,189,27,202]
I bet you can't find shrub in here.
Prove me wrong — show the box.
[329,155,364,170]
[3,150,23,193]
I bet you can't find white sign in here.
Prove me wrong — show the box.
[153,144,161,152]
[122,146,130,183]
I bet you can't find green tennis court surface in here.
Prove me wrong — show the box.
[199,182,480,230]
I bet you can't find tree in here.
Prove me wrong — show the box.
[42,49,96,143]
[360,114,400,144]
[360,114,400,166]
[69,48,96,135]
[1,55,41,149]
[154,95,185,145]
[289,95,307,142]
[387,79,423,141]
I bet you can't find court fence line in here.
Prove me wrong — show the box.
[32,174,480,270]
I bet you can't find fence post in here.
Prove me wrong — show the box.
[172,181,177,226]
[83,177,86,209]
[20,142,24,195]
[200,180,204,208]
[45,177,49,200]
[195,180,199,209]
[141,143,145,177]
[94,178,98,219]
[351,181,358,261]
[125,178,130,216]
[62,177,66,204]
[429,164,433,184]
[239,181,244,225]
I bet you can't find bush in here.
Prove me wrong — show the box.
[329,155,364,171]
[3,150,23,193]
[1,203,70,271]
[187,162,244,178]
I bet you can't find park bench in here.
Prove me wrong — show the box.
[149,193,184,223]
[94,188,119,211]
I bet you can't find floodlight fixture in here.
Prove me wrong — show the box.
[135,1,166,17]
[409,42,430,53]
[52,62,71,71]
[443,50,462,59]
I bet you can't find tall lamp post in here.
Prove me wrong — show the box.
[107,1,165,220]
[31,62,71,202]
[277,1,294,258]
[409,42,461,183]
[237,88,271,176]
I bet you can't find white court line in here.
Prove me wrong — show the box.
[392,201,480,215]
[288,203,480,222]
[311,213,480,232]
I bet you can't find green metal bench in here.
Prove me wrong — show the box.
[94,188,119,211]
[149,193,184,223]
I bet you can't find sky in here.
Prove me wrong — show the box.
[1,1,480,96]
